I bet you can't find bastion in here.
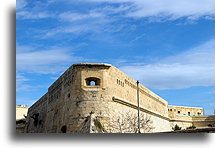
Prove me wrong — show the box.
[25,63,215,133]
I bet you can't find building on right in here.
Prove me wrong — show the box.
[168,105,215,129]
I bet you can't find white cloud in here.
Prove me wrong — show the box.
[16,73,29,83]
[16,11,53,19]
[43,25,93,37]
[87,0,214,21]
[16,0,214,22]
[16,46,86,74]
[58,11,104,22]
[43,13,114,37]
[119,39,214,90]
[16,0,27,10]
[16,73,33,92]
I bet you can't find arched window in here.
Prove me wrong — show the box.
[90,81,96,86]
[85,77,100,86]
[61,125,67,133]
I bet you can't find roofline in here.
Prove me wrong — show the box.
[72,63,112,67]
[168,105,203,109]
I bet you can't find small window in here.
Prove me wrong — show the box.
[208,124,213,127]
[197,112,201,115]
[188,112,190,115]
[90,81,96,86]
[170,109,172,111]
[85,77,100,86]
[178,111,180,114]
[61,125,67,133]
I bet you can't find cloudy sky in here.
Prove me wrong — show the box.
[16,0,214,115]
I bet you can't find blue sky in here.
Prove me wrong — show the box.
[16,0,214,115]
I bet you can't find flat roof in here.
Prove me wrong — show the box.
[73,63,112,67]
[168,105,203,109]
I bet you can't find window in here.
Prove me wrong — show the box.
[85,77,100,86]
[178,111,180,114]
[90,81,96,86]
[188,112,190,115]
[170,109,172,111]
[208,124,212,127]
[61,125,67,133]
[116,79,124,87]
[197,112,201,115]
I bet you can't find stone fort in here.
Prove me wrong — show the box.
[25,63,215,133]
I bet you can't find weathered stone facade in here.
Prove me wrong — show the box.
[16,105,29,133]
[25,63,215,133]
[16,105,29,120]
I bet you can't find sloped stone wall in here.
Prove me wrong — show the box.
[25,63,212,133]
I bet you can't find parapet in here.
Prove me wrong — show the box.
[72,63,112,68]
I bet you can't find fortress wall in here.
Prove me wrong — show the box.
[75,64,172,132]
[45,65,84,133]
[150,114,171,132]
[25,63,212,133]
[169,115,215,129]
[168,105,204,120]
[107,65,169,117]
[75,65,112,132]
[192,116,215,128]
[104,97,171,132]
[169,115,193,129]
[26,93,48,133]
[169,121,193,130]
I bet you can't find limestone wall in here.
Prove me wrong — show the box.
[77,64,171,132]
[168,105,204,119]
[16,105,29,120]
[192,116,215,128]
[25,63,172,133]
[25,63,211,133]
[169,115,215,129]
[107,66,169,118]
[26,93,48,133]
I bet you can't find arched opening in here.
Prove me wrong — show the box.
[61,125,67,133]
[85,77,100,86]
[90,81,96,86]
[208,124,213,127]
